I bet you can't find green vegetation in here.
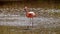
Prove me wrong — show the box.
[0,1,60,8]
[48,12,60,17]
[0,26,60,34]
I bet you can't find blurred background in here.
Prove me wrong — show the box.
[0,0,60,8]
[0,0,60,34]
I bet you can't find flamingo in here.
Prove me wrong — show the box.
[24,6,36,30]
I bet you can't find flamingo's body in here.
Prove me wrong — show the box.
[26,12,36,18]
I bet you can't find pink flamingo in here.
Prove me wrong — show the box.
[24,6,36,30]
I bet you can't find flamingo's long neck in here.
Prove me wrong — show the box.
[24,7,30,13]
[25,9,30,14]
